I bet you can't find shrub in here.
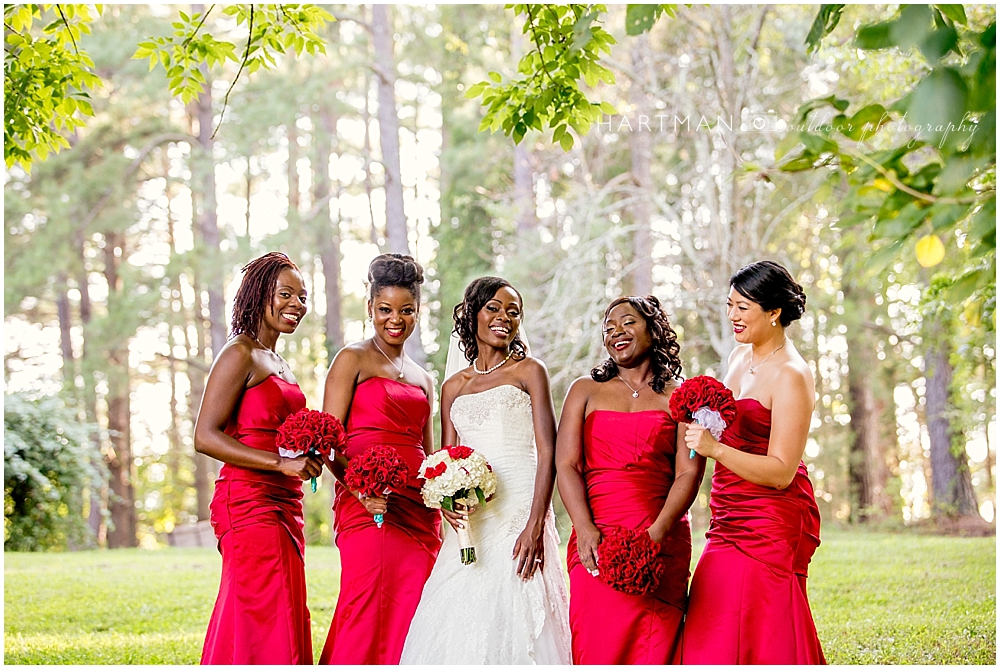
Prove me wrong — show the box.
[4,392,104,550]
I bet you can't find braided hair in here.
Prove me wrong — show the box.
[453,277,528,364]
[591,295,683,393]
[230,252,299,341]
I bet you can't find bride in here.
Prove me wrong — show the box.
[400,277,571,665]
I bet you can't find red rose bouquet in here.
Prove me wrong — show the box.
[418,445,498,564]
[344,445,409,527]
[669,375,738,459]
[597,527,665,596]
[276,408,348,491]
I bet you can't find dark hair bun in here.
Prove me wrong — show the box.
[730,260,806,327]
[368,253,424,302]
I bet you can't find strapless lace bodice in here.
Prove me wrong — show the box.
[400,385,571,664]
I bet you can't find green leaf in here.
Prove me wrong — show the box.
[935,4,967,25]
[918,26,959,62]
[488,71,502,83]
[805,4,846,53]
[889,4,932,49]
[559,132,574,152]
[442,497,453,512]
[844,104,889,140]
[908,67,968,138]
[864,239,906,274]
[625,4,664,36]
[474,488,487,506]
[934,155,979,196]
[855,22,894,50]
[970,200,996,246]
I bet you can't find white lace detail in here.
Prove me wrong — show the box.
[401,385,571,665]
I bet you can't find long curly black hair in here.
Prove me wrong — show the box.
[591,295,683,393]
[452,277,528,364]
[230,252,299,341]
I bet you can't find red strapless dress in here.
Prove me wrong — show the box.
[567,410,691,665]
[320,376,442,665]
[201,375,313,665]
[682,398,826,664]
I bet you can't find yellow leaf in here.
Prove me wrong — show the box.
[872,178,894,192]
[963,298,983,327]
[915,234,945,268]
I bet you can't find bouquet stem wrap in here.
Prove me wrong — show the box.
[456,518,476,564]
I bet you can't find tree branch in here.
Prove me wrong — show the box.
[212,4,253,139]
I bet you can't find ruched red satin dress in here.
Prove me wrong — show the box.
[683,398,825,664]
[201,375,313,665]
[567,410,691,665]
[320,376,442,665]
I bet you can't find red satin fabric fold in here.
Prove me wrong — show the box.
[683,398,825,665]
[567,410,690,665]
[320,376,441,665]
[202,376,312,665]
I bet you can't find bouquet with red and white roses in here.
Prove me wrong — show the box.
[669,375,738,459]
[418,445,498,564]
[344,445,410,528]
[276,408,348,492]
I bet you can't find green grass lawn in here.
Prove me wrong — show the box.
[4,528,995,664]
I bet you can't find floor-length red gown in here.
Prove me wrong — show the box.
[320,376,442,665]
[201,375,313,665]
[683,398,826,664]
[567,410,691,665]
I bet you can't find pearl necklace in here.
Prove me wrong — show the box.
[372,337,407,379]
[473,351,513,375]
[748,338,786,375]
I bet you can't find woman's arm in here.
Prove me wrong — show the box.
[648,422,706,544]
[194,342,322,480]
[686,363,813,489]
[555,378,601,573]
[513,358,558,580]
[322,346,386,517]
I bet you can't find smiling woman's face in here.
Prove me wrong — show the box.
[369,285,418,345]
[603,302,652,367]
[475,286,522,350]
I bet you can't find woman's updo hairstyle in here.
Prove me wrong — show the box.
[591,295,683,393]
[730,260,806,327]
[453,276,528,364]
[368,253,424,303]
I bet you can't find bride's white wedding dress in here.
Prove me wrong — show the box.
[400,385,571,665]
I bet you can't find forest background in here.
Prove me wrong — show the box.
[4,2,996,556]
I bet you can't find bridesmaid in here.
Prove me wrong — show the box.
[682,260,826,664]
[556,295,704,664]
[195,252,322,664]
[319,253,441,665]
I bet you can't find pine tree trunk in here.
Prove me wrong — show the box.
[629,34,654,297]
[372,4,407,254]
[288,119,300,219]
[76,239,106,544]
[925,332,979,518]
[845,309,890,521]
[103,234,137,548]
[371,4,427,367]
[511,17,536,235]
[190,21,226,358]
[187,277,213,522]
[314,105,344,359]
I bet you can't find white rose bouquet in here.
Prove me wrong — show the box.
[419,445,498,564]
